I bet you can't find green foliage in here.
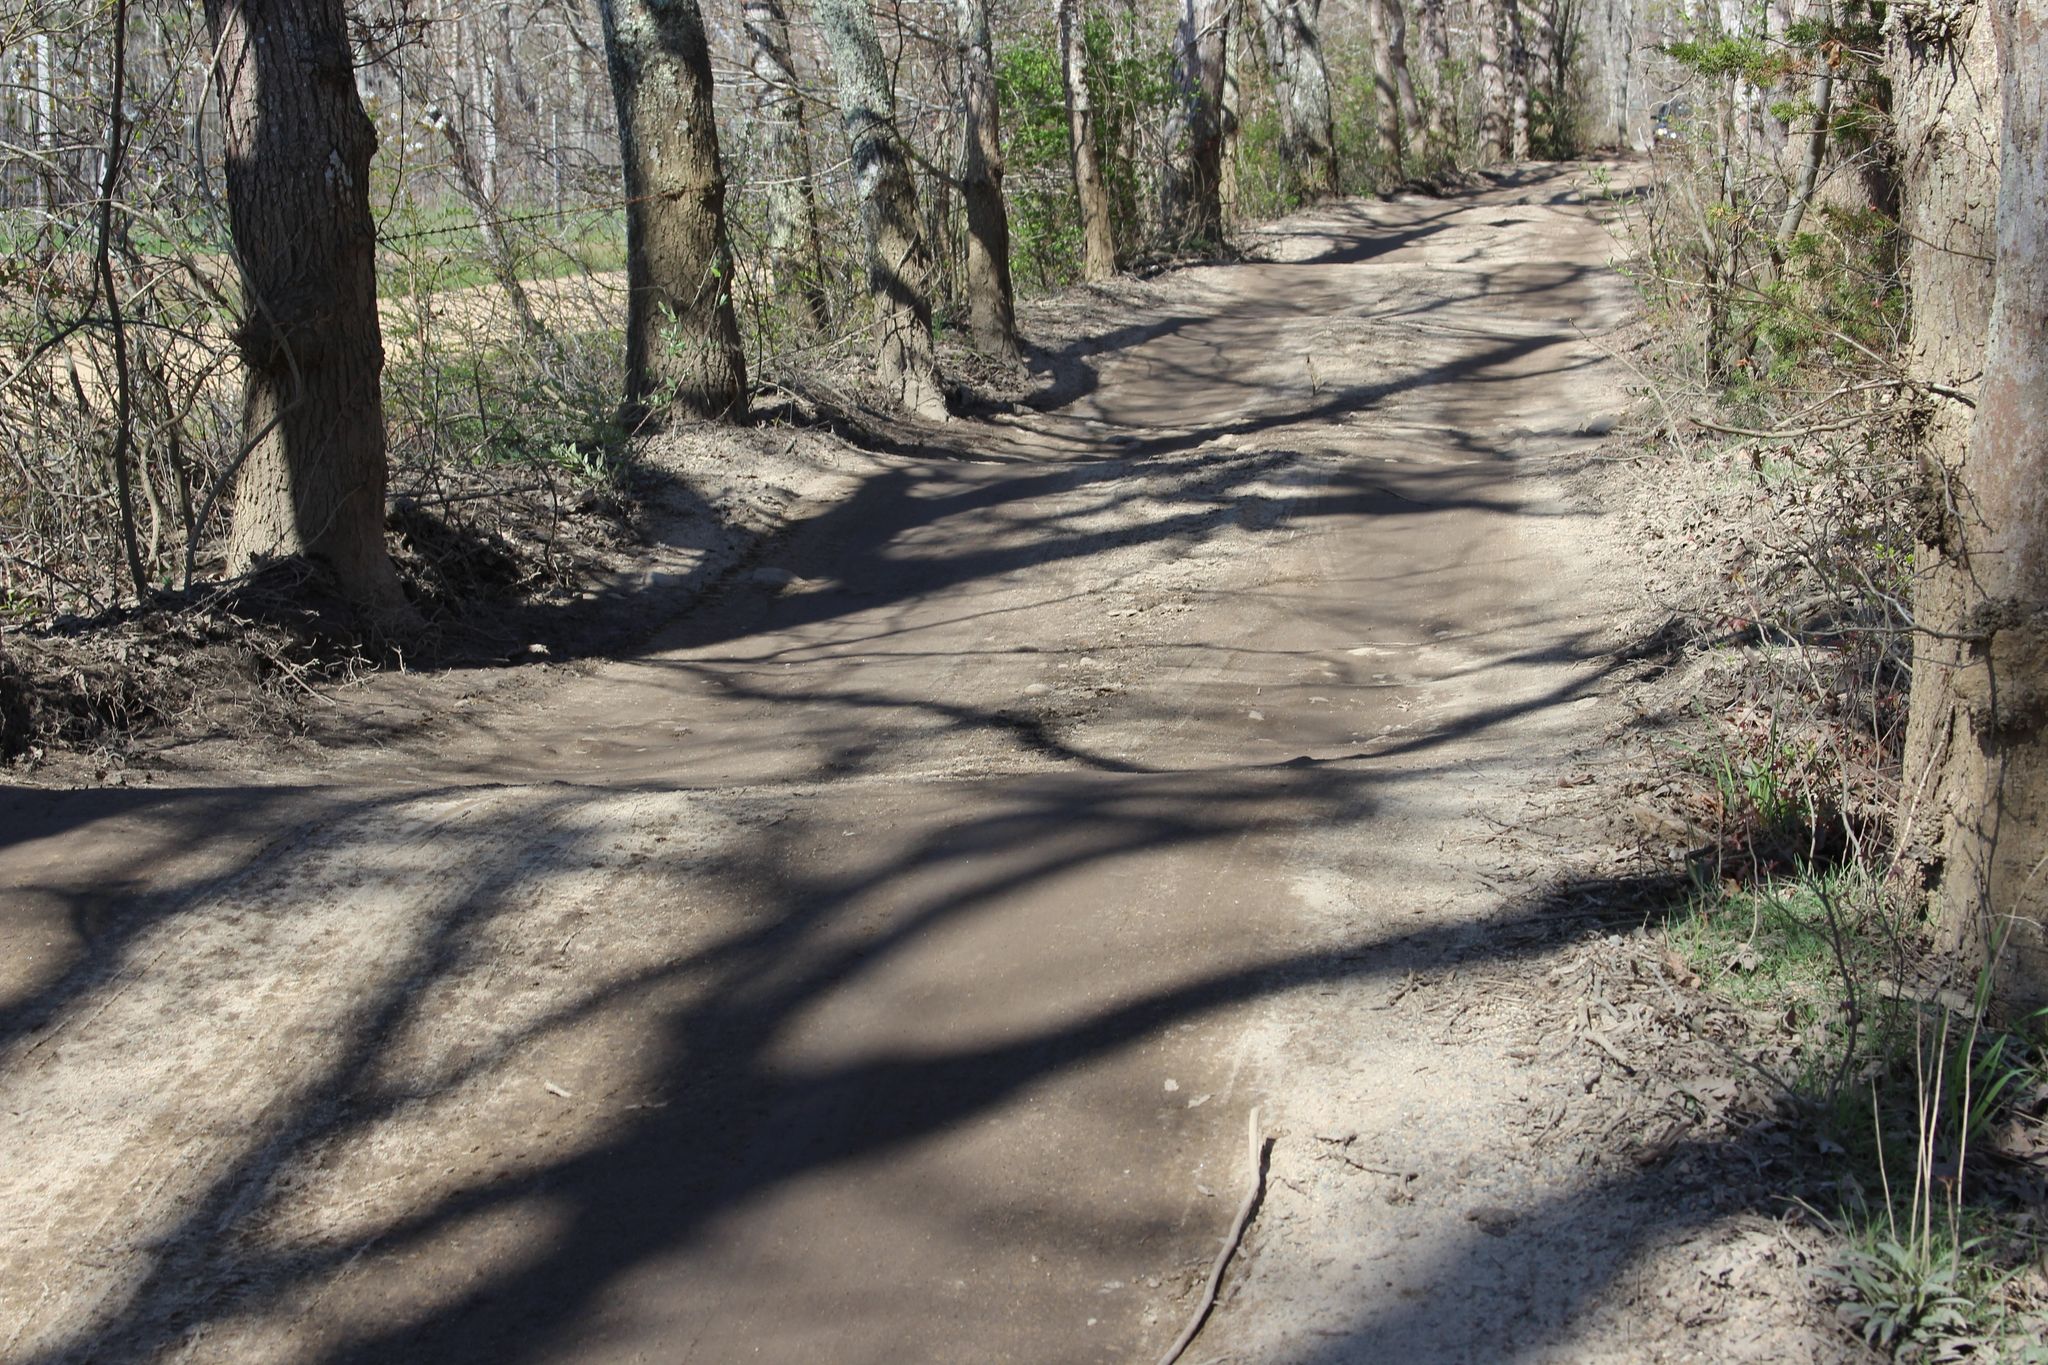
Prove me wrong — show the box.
[1664,864,1884,1016]
[996,40,1084,289]
[1663,35,1779,82]
[1625,1,1901,395]
[1081,16,1175,252]
[995,19,1175,286]
[1823,1231,1981,1350]
[381,317,629,490]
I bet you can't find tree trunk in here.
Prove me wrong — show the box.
[1366,0,1406,172]
[1770,0,1833,254]
[958,0,1020,358]
[596,0,748,423]
[202,0,410,619]
[1418,0,1451,154]
[1388,0,1422,154]
[1220,15,1243,217]
[1898,0,2048,1006]
[1164,0,1230,249]
[813,0,948,418]
[1477,0,1508,162]
[744,0,830,331]
[1505,0,1532,160]
[1059,0,1117,280]
[1256,0,1337,197]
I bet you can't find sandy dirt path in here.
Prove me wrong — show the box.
[1,167,1656,1363]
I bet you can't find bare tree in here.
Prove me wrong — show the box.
[1059,0,1118,280]
[958,0,1020,358]
[597,0,749,422]
[1255,0,1337,197]
[813,0,947,418]
[1896,0,2048,1004]
[1164,0,1231,248]
[1476,0,1509,162]
[203,0,411,618]
[1417,0,1451,154]
[1366,0,1412,171]
[744,0,831,331]
[1504,0,1532,159]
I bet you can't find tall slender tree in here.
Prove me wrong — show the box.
[1504,0,1532,159]
[1417,0,1451,155]
[202,0,410,618]
[813,0,948,418]
[958,0,1020,358]
[1476,0,1509,162]
[744,0,830,331]
[1059,0,1118,280]
[597,0,748,422]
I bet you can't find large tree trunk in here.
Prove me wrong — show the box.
[744,0,830,331]
[1058,0,1117,280]
[958,0,1020,358]
[1898,0,2048,1006]
[1256,0,1337,197]
[203,0,409,619]
[597,0,748,422]
[813,0,948,418]
[1163,0,1230,249]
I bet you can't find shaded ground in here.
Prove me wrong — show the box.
[1,166,1855,1362]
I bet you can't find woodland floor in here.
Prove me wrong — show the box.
[1,165,1874,1362]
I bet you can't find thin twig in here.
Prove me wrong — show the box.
[1686,410,1878,441]
[1156,1107,1268,1365]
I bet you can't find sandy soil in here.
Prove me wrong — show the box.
[0,165,1858,1363]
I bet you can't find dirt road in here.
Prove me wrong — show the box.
[2,167,1657,1363]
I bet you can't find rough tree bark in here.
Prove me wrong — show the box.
[597,0,748,422]
[813,0,948,418]
[1255,0,1337,197]
[1365,0,1413,172]
[958,0,1020,358]
[1164,0,1230,248]
[1897,0,2048,1006]
[744,0,830,331]
[1388,0,1422,154]
[1058,0,1117,280]
[202,0,410,618]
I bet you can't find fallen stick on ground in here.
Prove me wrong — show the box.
[1155,1106,1270,1365]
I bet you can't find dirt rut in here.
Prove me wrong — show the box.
[2,167,1640,1363]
